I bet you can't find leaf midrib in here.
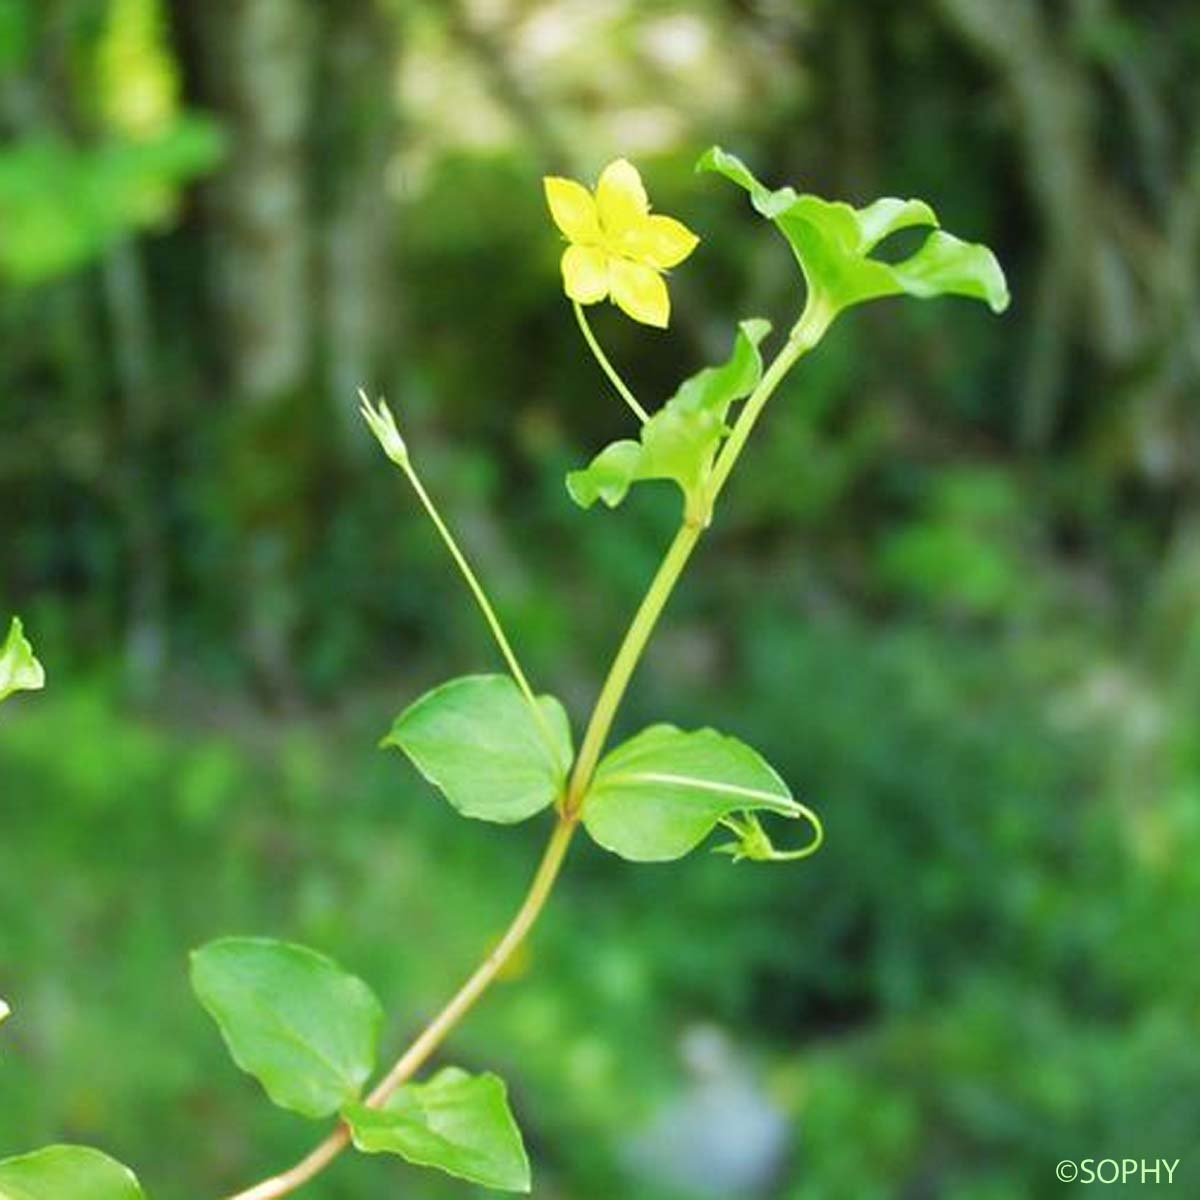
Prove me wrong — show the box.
[596,770,798,812]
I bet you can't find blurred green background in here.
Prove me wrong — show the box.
[3,0,1200,1196]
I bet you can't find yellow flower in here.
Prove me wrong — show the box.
[544,159,699,329]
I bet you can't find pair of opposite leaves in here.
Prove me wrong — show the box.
[0,937,532,1198]
[387,673,805,863]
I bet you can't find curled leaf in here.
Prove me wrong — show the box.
[698,146,1009,318]
[567,319,771,520]
[713,808,824,863]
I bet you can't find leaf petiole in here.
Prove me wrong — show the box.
[359,393,559,757]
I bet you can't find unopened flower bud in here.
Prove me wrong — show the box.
[358,390,409,468]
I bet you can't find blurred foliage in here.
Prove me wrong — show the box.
[0,123,223,281]
[3,0,1200,1197]
[0,0,223,282]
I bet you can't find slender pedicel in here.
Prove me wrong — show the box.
[573,301,650,424]
[358,392,557,753]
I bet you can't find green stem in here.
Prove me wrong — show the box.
[565,304,831,813]
[707,299,833,508]
[401,463,557,751]
[224,814,578,1200]
[573,300,649,424]
[565,518,702,812]
[364,813,576,1103]
[227,307,827,1200]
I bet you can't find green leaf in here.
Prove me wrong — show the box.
[190,937,383,1119]
[697,146,1009,318]
[582,724,806,862]
[855,197,939,251]
[0,617,44,703]
[881,230,1011,310]
[568,319,771,518]
[345,1067,531,1193]
[383,674,573,823]
[0,1145,144,1200]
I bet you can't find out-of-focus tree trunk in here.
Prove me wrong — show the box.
[940,0,1198,464]
[200,0,315,407]
[175,0,406,700]
[314,0,400,448]
[832,2,876,202]
[938,0,1095,449]
[189,0,318,702]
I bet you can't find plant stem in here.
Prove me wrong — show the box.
[224,813,578,1200]
[225,313,825,1200]
[364,813,575,1104]
[573,300,650,424]
[564,305,830,812]
[564,518,702,811]
[707,300,832,507]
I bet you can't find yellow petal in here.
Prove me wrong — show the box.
[618,214,700,270]
[596,158,649,237]
[561,245,610,304]
[544,176,601,244]
[609,258,669,328]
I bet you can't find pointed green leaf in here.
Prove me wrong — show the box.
[0,1146,144,1200]
[696,145,799,218]
[669,317,772,415]
[698,146,1008,317]
[345,1067,531,1193]
[0,617,45,704]
[582,724,806,862]
[879,230,1010,311]
[384,674,573,823]
[190,937,383,1119]
[568,319,771,516]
